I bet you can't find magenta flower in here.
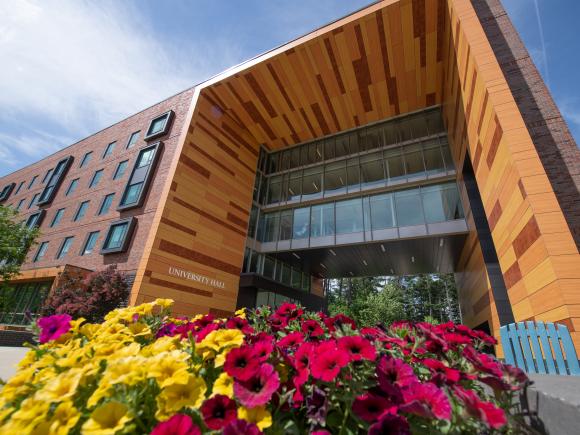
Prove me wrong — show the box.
[37,314,72,344]
[377,356,418,398]
[150,414,201,435]
[311,341,349,382]
[353,393,396,422]
[400,382,452,420]
[200,394,237,430]
[224,345,260,381]
[234,363,280,407]
[301,319,324,337]
[277,332,304,350]
[222,419,262,435]
[368,411,411,435]
[453,386,507,429]
[338,335,376,362]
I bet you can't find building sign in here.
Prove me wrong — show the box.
[168,266,226,289]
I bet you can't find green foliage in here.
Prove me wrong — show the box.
[0,205,39,284]
[327,273,461,327]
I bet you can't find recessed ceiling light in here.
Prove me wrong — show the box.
[292,253,300,259]
[320,263,327,269]
[362,260,368,266]
[380,244,386,253]
[329,249,336,256]
[411,256,415,263]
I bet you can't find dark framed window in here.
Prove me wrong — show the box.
[80,151,93,168]
[56,236,74,259]
[50,208,65,227]
[118,142,163,210]
[16,198,26,211]
[126,131,140,148]
[73,201,90,222]
[0,183,15,202]
[37,156,74,206]
[42,168,53,184]
[89,169,104,188]
[101,217,136,254]
[98,193,115,216]
[28,193,40,209]
[25,210,46,229]
[103,142,116,159]
[28,175,38,189]
[113,160,128,180]
[81,231,100,256]
[15,181,24,195]
[144,111,173,141]
[66,178,79,196]
[33,241,49,262]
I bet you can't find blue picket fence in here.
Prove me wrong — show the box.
[500,321,580,376]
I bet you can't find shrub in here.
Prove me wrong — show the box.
[40,266,129,322]
[0,300,529,434]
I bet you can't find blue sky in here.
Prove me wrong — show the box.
[0,0,578,177]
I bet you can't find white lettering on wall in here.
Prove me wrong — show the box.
[168,266,226,289]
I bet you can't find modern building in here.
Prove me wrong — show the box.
[0,0,579,353]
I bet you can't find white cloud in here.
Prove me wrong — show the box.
[0,0,242,174]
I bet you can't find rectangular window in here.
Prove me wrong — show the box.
[0,183,15,202]
[101,217,136,254]
[28,193,40,209]
[369,193,396,230]
[81,231,100,255]
[42,168,53,184]
[56,236,74,259]
[292,207,310,239]
[80,151,93,168]
[33,241,49,262]
[421,183,464,223]
[113,160,128,180]
[310,203,334,237]
[28,175,38,189]
[98,193,115,215]
[118,142,162,210]
[324,161,347,196]
[301,167,322,200]
[259,212,279,243]
[145,111,173,140]
[423,141,445,176]
[16,198,26,211]
[15,181,24,195]
[102,142,116,159]
[395,188,424,226]
[66,178,79,196]
[89,169,104,188]
[25,210,46,229]
[37,156,74,206]
[336,198,364,234]
[73,201,90,221]
[360,152,386,189]
[50,208,65,227]
[385,148,406,183]
[279,209,293,241]
[126,131,140,148]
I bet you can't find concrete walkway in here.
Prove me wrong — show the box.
[0,347,29,381]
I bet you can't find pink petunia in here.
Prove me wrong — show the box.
[301,319,325,337]
[421,358,461,384]
[368,411,411,435]
[277,332,304,350]
[222,419,262,435]
[234,363,280,407]
[377,356,418,398]
[37,314,72,344]
[400,382,452,421]
[353,393,396,422]
[200,395,237,430]
[310,341,349,382]
[151,414,201,435]
[453,386,507,429]
[294,342,315,371]
[338,336,376,362]
[224,345,260,381]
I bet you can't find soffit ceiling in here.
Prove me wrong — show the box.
[197,0,448,151]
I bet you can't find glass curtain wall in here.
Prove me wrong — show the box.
[243,248,312,292]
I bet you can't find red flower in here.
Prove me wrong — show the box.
[277,332,304,349]
[368,411,411,435]
[443,332,472,346]
[421,358,461,384]
[310,341,349,382]
[338,336,376,362]
[400,382,452,420]
[222,419,262,435]
[234,363,280,407]
[226,317,254,334]
[301,319,324,337]
[353,393,396,422]
[151,414,201,435]
[453,386,507,429]
[324,314,356,332]
[294,342,315,371]
[377,356,418,397]
[37,314,72,344]
[252,338,274,362]
[195,323,220,342]
[224,345,260,381]
[275,302,303,319]
[200,395,237,430]
[269,314,289,331]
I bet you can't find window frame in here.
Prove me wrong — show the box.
[144,111,174,141]
[80,151,93,168]
[73,200,90,222]
[15,181,24,195]
[80,231,100,256]
[65,178,79,196]
[42,168,53,184]
[0,183,15,202]
[89,169,104,188]
[102,141,116,159]
[126,131,140,149]
[97,193,115,216]
[56,236,74,259]
[37,156,74,206]
[117,142,163,211]
[101,217,136,254]
[28,175,38,189]
[28,193,40,209]
[25,210,46,229]
[113,160,129,180]
[33,241,49,262]
[50,208,65,227]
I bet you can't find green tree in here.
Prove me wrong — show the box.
[0,205,39,284]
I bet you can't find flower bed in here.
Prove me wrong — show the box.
[0,299,528,434]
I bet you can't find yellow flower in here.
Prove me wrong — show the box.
[238,406,272,430]
[102,356,147,386]
[212,372,234,398]
[156,375,206,420]
[235,307,247,319]
[140,336,179,356]
[147,351,190,387]
[82,401,132,435]
[80,323,101,339]
[199,328,244,352]
[154,298,174,309]
[8,397,50,432]
[34,369,83,403]
[16,350,37,369]
[47,401,81,435]
[127,322,152,338]
[87,384,111,408]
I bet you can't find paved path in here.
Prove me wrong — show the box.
[0,347,29,381]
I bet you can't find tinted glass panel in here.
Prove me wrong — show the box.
[34,242,49,262]
[57,237,74,259]
[301,167,322,200]
[113,161,128,180]
[123,183,143,205]
[421,183,464,223]
[99,193,115,215]
[51,209,65,227]
[103,142,116,158]
[80,152,92,168]
[260,212,279,242]
[287,172,302,201]
[324,161,347,196]
[336,198,363,234]
[66,179,79,196]
[89,170,103,188]
[404,144,425,178]
[310,203,334,237]
[137,149,155,168]
[127,131,140,148]
[82,231,100,255]
[423,142,445,175]
[370,193,395,229]
[292,207,310,239]
[279,210,293,241]
[360,153,385,188]
[395,188,424,226]
[74,201,89,221]
[385,148,405,183]
[105,223,128,250]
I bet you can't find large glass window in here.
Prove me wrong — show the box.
[311,203,334,237]
[370,193,396,230]
[38,156,73,206]
[279,210,293,241]
[292,207,310,239]
[360,152,385,188]
[33,242,49,262]
[56,236,74,259]
[335,134,350,158]
[50,208,65,227]
[336,198,363,234]
[260,212,280,242]
[81,231,100,255]
[102,218,135,254]
[423,141,445,175]
[119,143,162,210]
[267,176,282,204]
[0,183,15,202]
[262,256,276,279]
[301,167,322,200]
[403,144,425,178]
[98,193,115,216]
[346,158,360,192]
[421,183,464,223]
[25,210,45,229]
[324,161,347,196]
[395,188,424,226]
[89,169,104,188]
[385,148,405,183]
[145,111,173,140]
[73,201,90,222]
[287,172,302,202]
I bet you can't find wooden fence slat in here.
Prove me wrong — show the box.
[556,324,580,376]
[536,322,557,374]
[500,325,515,366]
[526,321,546,374]
[517,322,536,373]
[546,322,567,375]
[508,323,526,370]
